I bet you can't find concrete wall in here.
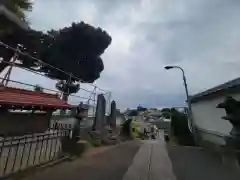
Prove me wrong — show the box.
[191,93,240,144]
[51,115,124,140]
[195,128,226,145]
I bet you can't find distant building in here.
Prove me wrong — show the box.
[190,77,240,145]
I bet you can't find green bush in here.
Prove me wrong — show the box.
[170,108,195,146]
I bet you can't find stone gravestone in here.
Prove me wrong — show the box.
[91,94,107,145]
[93,94,106,130]
[109,101,118,141]
[72,102,89,140]
[217,96,240,146]
[109,100,117,131]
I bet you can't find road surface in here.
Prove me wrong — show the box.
[168,145,240,180]
[16,135,240,180]
[21,141,141,180]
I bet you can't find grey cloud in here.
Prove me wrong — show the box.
[16,0,240,110]
[113,91,186,109]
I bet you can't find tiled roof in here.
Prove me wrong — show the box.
[0,86,72,109]
[190,77,240,102]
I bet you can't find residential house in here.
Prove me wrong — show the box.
[190,77,240,145]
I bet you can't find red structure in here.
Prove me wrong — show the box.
[0,86,72,136]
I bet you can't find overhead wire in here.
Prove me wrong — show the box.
[0,58,95,94]
[0,40,111,107]
[0,76,96,102]
[0,41,107,92]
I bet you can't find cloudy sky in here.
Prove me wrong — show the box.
[8,0,240,110]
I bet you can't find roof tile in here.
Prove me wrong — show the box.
[0,87,72,109]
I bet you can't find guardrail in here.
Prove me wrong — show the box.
[0,130,70,179]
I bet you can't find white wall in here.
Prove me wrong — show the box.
[191,93,240,136]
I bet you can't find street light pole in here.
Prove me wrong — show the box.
[164,66,193,132]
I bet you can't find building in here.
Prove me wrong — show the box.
[190,77,240,145]
[0,86,72,136]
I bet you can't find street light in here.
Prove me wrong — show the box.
[164,65,193,132]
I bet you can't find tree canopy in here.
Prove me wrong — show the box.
[0,22,112,99]
[161,108,171,119]
[40,22,111,83]
[1,22,111,82]
[169,108,195,145]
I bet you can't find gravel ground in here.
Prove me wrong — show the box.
[21,141,141,180]
[167,145,240,180]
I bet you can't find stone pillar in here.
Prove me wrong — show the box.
[72,102,88,141]
[217,96,240,168]
[90,94,107,145]
[92,94,106,131]
[109,100,117,131]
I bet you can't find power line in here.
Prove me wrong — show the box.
[0,77,96,102]
[0,50,98,94]
[0,41,107,92]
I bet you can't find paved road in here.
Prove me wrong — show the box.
[16,136,240,180]
[22,141,141,180]
[123,139,176,180]
[167,145,240,180]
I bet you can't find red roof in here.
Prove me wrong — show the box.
[0,87,72,109]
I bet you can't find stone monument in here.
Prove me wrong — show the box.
[217,96,240,167]
[72,102,89,141]
[91,94,107,145]
[109,100,117,131]
[93,94,106,131]
[217,96,240,147]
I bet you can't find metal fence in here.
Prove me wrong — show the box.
[0,130,69,178]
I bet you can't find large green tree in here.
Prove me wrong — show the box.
[161,108,171,119]
[166,108,195,145]
[0,22,112,101]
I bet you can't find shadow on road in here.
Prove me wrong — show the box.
[167,145,240,180]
